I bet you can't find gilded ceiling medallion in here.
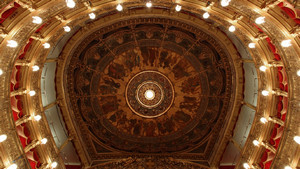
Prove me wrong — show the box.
[126,70,174,118]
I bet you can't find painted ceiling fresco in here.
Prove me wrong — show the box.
[92,157,209,169]
[65,18,233,166]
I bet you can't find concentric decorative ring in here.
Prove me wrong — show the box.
[125,70,174,118]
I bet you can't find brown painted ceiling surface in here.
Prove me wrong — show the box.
[93,157,213,169]
[65,18,234,164]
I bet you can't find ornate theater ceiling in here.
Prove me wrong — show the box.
[0,0,299,169]
[64,19,234,166]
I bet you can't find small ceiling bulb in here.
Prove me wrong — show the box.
[284,166,292,169]
[146,1,152,8]
[89,13,96,19]
[145,90,155,100]
[0,69,3,76]
[29,90,36,96]
[294,136,300,144]
[0,134,7,142]
[221,0,231,7]
[261,90,269,96]
[43,43,50,49]
[116,4,123,11]
[175,4,182,12]
[255,16,265,24]
[40,138,48,144]
[64,26,71,32]
[228,25,236,32]
[253,140,260,146]
[281,40,292,47]
[32,16,42,24]
[260,117,268,124]
[203,12,210,19]
[243,163,250,169]
[34,115,42,121]
[297,70,300,77]
[51,162,58,168]
[248,42,255,48]
[32,65,40,71]
[259,65,267,72]
[7,40,18,48]
[7,164,17,169]
[66,0,75,8]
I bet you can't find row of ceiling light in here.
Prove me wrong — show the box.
[0,75,56,169]
[256,20,299,167]
[1,13,56,168]
[1,120,57,169]
[6,3,298,78]
[1,1,79,168]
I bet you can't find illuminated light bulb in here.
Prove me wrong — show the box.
[0,69,3,76]
[40,138,47,144]
[281,40,292,47]
[260,117,268,124]
[228,25,236,32]
[255,16,265,24]
[51,162,58,168]
[34,115,42,121]
[7,40,18,48]
[253,140,260,146]
[262,90,269,96]
[221,0,231,7]
[175,4,182,12]
[7,164,17,169]
[297,70,300,77]
[64,26,71,32]
[285,166,292,169]
[32,16,42,24]
[203,12,210,19]
[294,136,300,144]
[32,65,40,71]
[145,90,155,100]
[43,43,50,49]
[89,13,96,19]
[66,0,75,8]
[259,65,267,72]
[248,42,255,48]
[243,163,250,169]
[116,4,123,11]
[29,90,36,96]
[0,134,7,142]
[146,1,152,8]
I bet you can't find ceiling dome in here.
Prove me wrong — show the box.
[65,18,235,157]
